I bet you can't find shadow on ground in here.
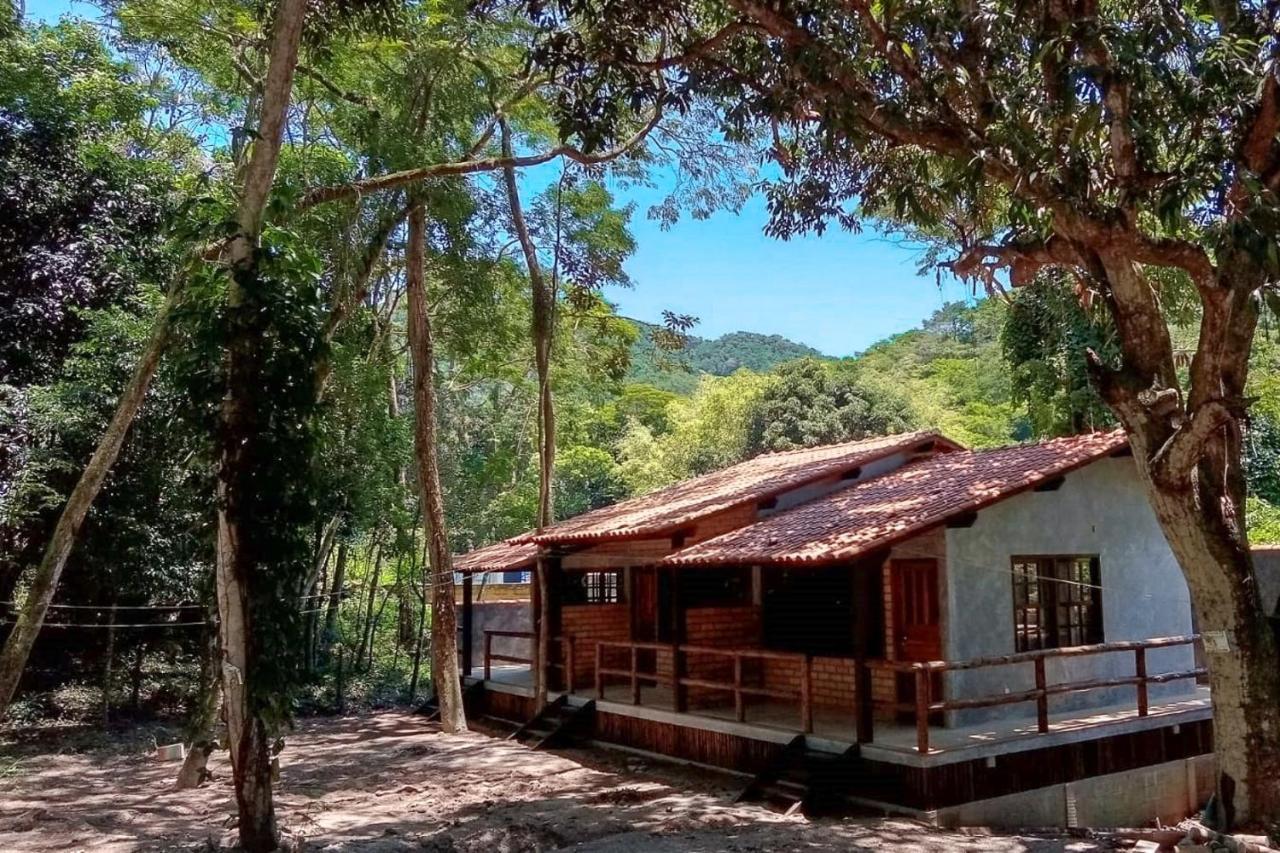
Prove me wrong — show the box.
[0,711,1108,852]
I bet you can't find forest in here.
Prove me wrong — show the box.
[5,0,1280,848]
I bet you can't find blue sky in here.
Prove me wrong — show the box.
[27,0,976,357]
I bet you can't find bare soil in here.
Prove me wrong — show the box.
[0,710,1111,851]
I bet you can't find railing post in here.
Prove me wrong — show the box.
[595,642,604,700]
[1034,655,1049,733]
[631,645,641,705]
[914,666,931,754]
[565,638,575,695]
[483,631,492,682]
[1135,646,1149,717]
[800,654,813,734]
[734,655,744,722]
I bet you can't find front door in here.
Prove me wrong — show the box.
[890,559,942,719]
[631,567,659,675]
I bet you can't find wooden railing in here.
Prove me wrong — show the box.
[484,632,1205,753]
[870,634,1204,754]
[592,640,817,733]
[481,630,577,692]
[482,630,534,680]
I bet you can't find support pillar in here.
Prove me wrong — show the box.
[461,574,473,676]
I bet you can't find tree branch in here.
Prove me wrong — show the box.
[949,235,1083,290]
[1153,399,1236,485]
[296,63,370,107]
[297,105,661,210]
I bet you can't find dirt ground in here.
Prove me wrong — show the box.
[0,710,1114,852]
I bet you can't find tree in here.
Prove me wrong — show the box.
[212,0,308,847]
[527,0,1280,822]
[405,203,466,733]
[745,357,915,454]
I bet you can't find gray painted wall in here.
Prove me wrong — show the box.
[465,600,533,672]
[943,455,1196,725]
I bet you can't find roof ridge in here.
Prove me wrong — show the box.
[749,428,942,460]
[956,429,1125,458]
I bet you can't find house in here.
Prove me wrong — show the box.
[452,430,1212,826]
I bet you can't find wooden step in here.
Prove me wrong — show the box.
[736,737,861,816]
[508,697,597,750]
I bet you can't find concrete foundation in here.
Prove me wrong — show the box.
[932,753,1216,829]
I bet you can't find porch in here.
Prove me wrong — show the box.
[478,630,1210,762]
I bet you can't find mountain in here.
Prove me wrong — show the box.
[626,320,826,393]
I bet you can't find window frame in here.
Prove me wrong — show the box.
[1011,555,1103,652]
[562,569,624,605]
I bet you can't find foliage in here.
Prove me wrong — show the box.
[1001,277,1117,436]
[745,358,915,454]
[852,300,1025,448]
[0,22,178,388]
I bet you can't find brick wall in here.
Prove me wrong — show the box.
[561,604,630,686]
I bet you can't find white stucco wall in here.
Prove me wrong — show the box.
[943,455,1196,725]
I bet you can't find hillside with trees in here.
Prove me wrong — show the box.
[626,320,824,392]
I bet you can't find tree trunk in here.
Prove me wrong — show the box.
[405,203,466,733]
[177,618,222,790]
[365,585,391,671]
[320,540,348,661]
[407,533,426,699]
[499,124,556,711]
[214,1,306,848]
[0,287,178,718]
[355,541,384,672]
[1123,426,1280,825]
[128,641,145,712]
[100,597,119,727]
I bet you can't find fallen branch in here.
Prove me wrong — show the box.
[1183,820,1280,853]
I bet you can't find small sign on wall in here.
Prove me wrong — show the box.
[1202,630,1233,653]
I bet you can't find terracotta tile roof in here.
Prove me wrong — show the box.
[521,431,958,546]
[664,430,1129,567]
[453,537,540,574]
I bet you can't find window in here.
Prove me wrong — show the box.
[1012,556,1102,651]
[562,570,623,605]
[501,570,530,584]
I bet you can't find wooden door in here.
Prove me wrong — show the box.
[891,559,941,661]
[631,567,658,674]
[890,559,942,720]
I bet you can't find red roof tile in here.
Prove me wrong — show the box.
[664,431,1129,567]
[453,537,540,574]
[520,431,958,546]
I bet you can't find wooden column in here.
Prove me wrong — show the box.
[914,666,931,754]
[460,574,474,676]
[853,560,875,744]
[547,555,563,691]
[531,557,544,702]
[800,654,813,733]
[671,566,687,713]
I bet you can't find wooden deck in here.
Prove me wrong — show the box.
[475,663,1211,767]
[478,629,1208,761]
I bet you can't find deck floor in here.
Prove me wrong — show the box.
[477,665,1212,759]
